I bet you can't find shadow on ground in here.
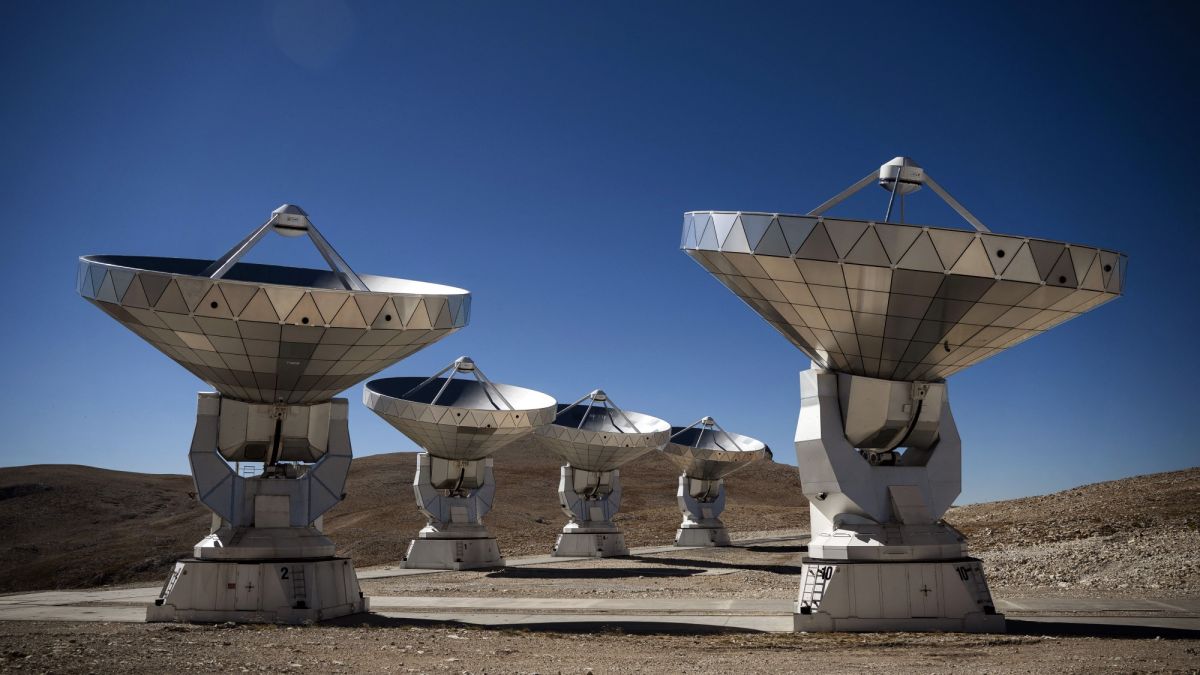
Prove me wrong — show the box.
[631,555,803,576]
[485,566,702,580]
[328,614,1200,639]
[1005,619,1200,640]
[325,612,758,634]
[741,544,807,553]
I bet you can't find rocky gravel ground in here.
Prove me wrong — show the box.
[1,621,1197,674]
[948,467,1200,599]
[360,531,1200,604]
[977,530,1200,598]
[360,539,807,601]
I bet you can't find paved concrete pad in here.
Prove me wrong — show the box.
[367,596,789,614]
[0,588,160,607]
[355,535,804,580]
[1,533,1195,635]
[2,590,1196,635]
[370,611,791,632]
[0,605,147,622]
[998,597,1200,614]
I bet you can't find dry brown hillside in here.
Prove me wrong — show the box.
[948,467,1200,549]
[0,466,207,592]
[947,467,1200,596]
[3,453,1195,598]
[0,443,805,594]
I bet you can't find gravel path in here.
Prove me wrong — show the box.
[2,621,1197,674]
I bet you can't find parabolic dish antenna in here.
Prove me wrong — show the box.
[662,417,769,480]
[661,417,767,547]
[79,204,470,625]
[681,157,1126,633]
[364,357,556,570]
[79,203,469,405]
[534,390,670,557]
[364,357,557,461]
[538,390,670,472]
[680,158,1125,382]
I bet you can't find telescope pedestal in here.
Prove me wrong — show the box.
[793,558,999,633]
[674,474,731,547]
[148,394,367,624]
[555,530,628,558]
[403,453,505,570]
[553,466,628,557]
[792,368,1003,633]
[148,557,365,625]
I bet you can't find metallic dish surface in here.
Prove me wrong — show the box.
[681,211,1125,381]
[363,376,557,461]
[77,254,470,405]
[536,402,671,472]
[661,426,768,481]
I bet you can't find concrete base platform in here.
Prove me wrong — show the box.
[793,613,1006,633]
[403,537,505,570]
[675,526,731,547]
[794,558,1004,633]
[553,531,628,557]
[146,558,368,624]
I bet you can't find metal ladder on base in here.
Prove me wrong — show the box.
[799,564,832,612]
[291,566,307,609]
[155,566,183,606]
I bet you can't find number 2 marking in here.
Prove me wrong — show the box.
[280,566,289,580]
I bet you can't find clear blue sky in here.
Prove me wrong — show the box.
[1,1,1196,504]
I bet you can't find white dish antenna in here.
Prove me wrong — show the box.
[79,204,470,404]
[536,390,671,472]
[363,357,557,462]
[662,416,768,481]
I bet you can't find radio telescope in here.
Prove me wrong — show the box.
[661,417,767,547]
[681,157,1125,632]
[79,204,470,619]
[363,357,556,570]
[78,204,469,623]
[534,390,671,557]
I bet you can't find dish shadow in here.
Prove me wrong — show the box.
[485,566,701,580]
[629,555,803,575]
[740,544,807,553]
[1005,618,1200,640]
[326,612,756,634]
